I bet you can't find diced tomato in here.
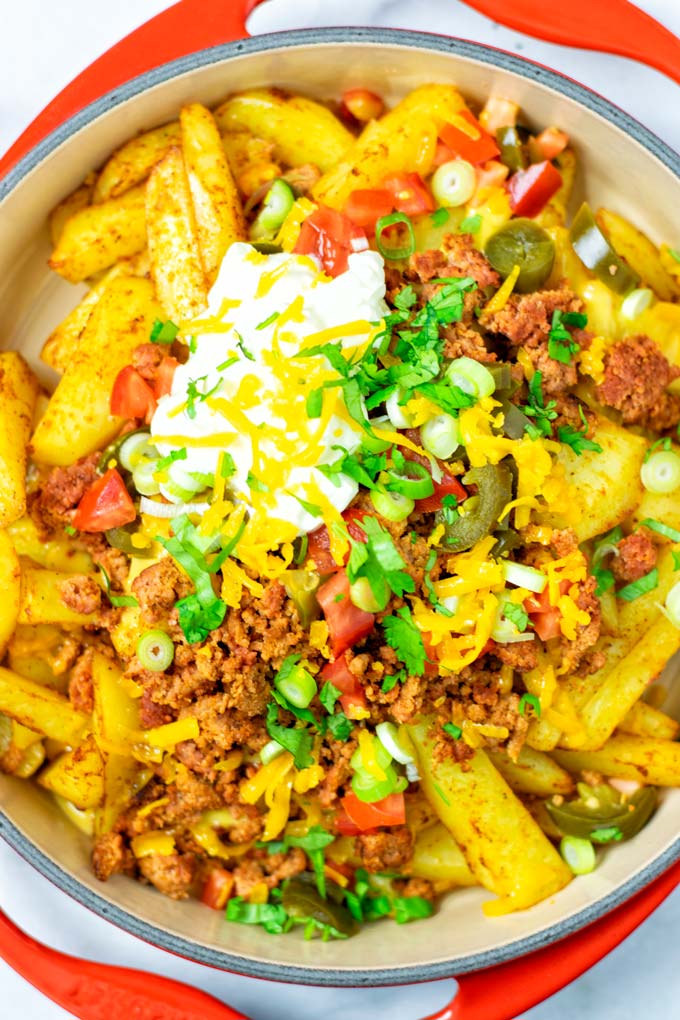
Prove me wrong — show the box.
[530,127,569,163]
[344,188,394,229]
[317,570,374,657]
[433,139,456,167]
[334,807,367,837]
[417,471,468,513]
[321,653,368,717]
[341,88,384,123]
[524,580,570,641]
[422,633,438,678]
[307,508,369,573]
[341,791,406,831]
[294,205,368,277]
[201,868,234,910]
[382,172,435,216]
[439,110,500,165]
[479,96,519,134]
[72,468,136,533]
[110,366,156,421]
[154,356,179,400]
[473,159,509,202]
[507,160,562,218]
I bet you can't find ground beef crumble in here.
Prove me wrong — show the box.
[597,334,680,430]
[612,530,658,584]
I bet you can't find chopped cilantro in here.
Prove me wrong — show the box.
[591,826,623,844]
[226,898,292,934]
[265,701,314,769]
[235,332,255,361]
[259,826,335,899]
[430,208,450,227]
[306,387,323,419]
[381,668,406,694]
[333,593,345,603]
[504,602,529,632]
[459,213,482,234]
[150,319,179,344]
[176,593,226,642]
[64,524,77,537]
[548,309,586,364]
[155,515,226,642]
[443,722,462,740]
[593,566,615,597]
[99,565,138,608]
[326,711,353,742]
[247,471,269,493]
[319,681,341,714]
[519,692,541,718]
[382,606,428,675]
[186,375,221,419]
[617,568,659,602]
[433,782,451,806]
[393,896,434,924]
[424,549,452,616]
[287,492,323,518]
[441,493,459,525]
[522,371,557,439]
[220,452,236,478]
[156,448,187,471]
[557,406,603,455]
[347,516,414,609]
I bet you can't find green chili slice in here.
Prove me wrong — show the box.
[375,212,416,261]
[569,202,640,295]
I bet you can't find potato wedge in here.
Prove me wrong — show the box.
[49,185,147,283]
[49,172,96,247]
[554,734,680,786]
[180,103,246,284]
[92,652,141,833]
[0,530,20,657]
[7,623,73,693]
[0,352,40,527]
[0,666,87,744]
[41,251,150,373]
[313,84,469,209]
[487,746,575,797]
[39,735,104,809]
[146,146,207,322]
[410,823,477,890]
[595,208,680,302]
[618,701,679,742]
[408,717,571,913]
[0,716,45,778]
[214,88,353,174]
[8,515,92,574]
[221,130,275,179]
[537,415,647,542]
[31,276,163,465]
[93,121,181,203]
[18,566,100,627]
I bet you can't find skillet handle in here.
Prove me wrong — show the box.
[0,0,267,180]
[422,858,680,1020]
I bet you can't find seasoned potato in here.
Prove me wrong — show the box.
[214,88,353,174]
[488,746,575,797]
[0,530,20,656]
[180,103,246,284]
[39,735,104,809]
[538,415,647,542]
[554,734,680,786]
[146,146,207,322]
[595,208,680,302]
[0,352,40,527]
[31,276,162,465]
[410,823,477,890]
[18,566,100,627]
[49,172,96,247]
[48,185,147,283]
[8,515,92,574]
[0,666,87,744]
[93,121,181,202]
[618,701,679,741]
[92,653,141,833]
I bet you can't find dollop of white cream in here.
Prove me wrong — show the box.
[150,243,388,534]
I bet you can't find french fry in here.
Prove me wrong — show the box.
[92,652,141,833]
[0,666,87,744]
[537,415,647,542]
[595,208,680,302]
[48,185,147,283]
[214,89,353,174]
[0,530,20,656]
[31,276,163,465]
[7,623,72,693]
[0,352,40,527]
[93,121,182,202]
[49,172,96,247]
[408,717,571,913]
[39,735,104,810]
[40,251,150,373]
[221,130,275,179]
[146,146,207,322]
[535,148,576,229]
[180,103,246,284]
[18,566,100,627]
[7,515,93,574]
[618,701,680,741]
[488,746,575,797]
[410,822,478,890]
[553,734,680,786]
[313,84,469,209]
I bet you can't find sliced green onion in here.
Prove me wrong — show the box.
[351,764,399,803]
[560,835,596,875]
[385,389,415,429]
[159,478,199,503]
[168,461,209,495]
[136,629,175,672]
[617,567,659,602]
[119,434,157,472]
[132,459,161,496]
[361,422,392,454]
[384,461,434,499]
[502,561,547,594]
[519,692,541,717]
[431,159,477,208]
[621,288,653,320]
[274,660,317,709]
[664,580,680,628]
[420,414,461,460]
[375,212,416,261]
[640,450,680,494]
[250,178,295,240]
[349,576,389,613]
[260,739,286,765]
[376,721,415,765]
[351,740,392,772]
[369,489,414,522]
[445,356,496,399]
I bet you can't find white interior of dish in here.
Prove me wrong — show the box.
[1,39,679,976]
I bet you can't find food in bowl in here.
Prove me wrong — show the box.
[2,82,680,938]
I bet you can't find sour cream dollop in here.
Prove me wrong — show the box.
[150,243,388,537]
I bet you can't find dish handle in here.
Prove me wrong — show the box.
[423,858,680,1020]
[0,0,266,180]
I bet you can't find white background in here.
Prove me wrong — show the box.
[1,2,680,1018]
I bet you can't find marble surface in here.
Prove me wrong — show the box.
[1,1,679,1017]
